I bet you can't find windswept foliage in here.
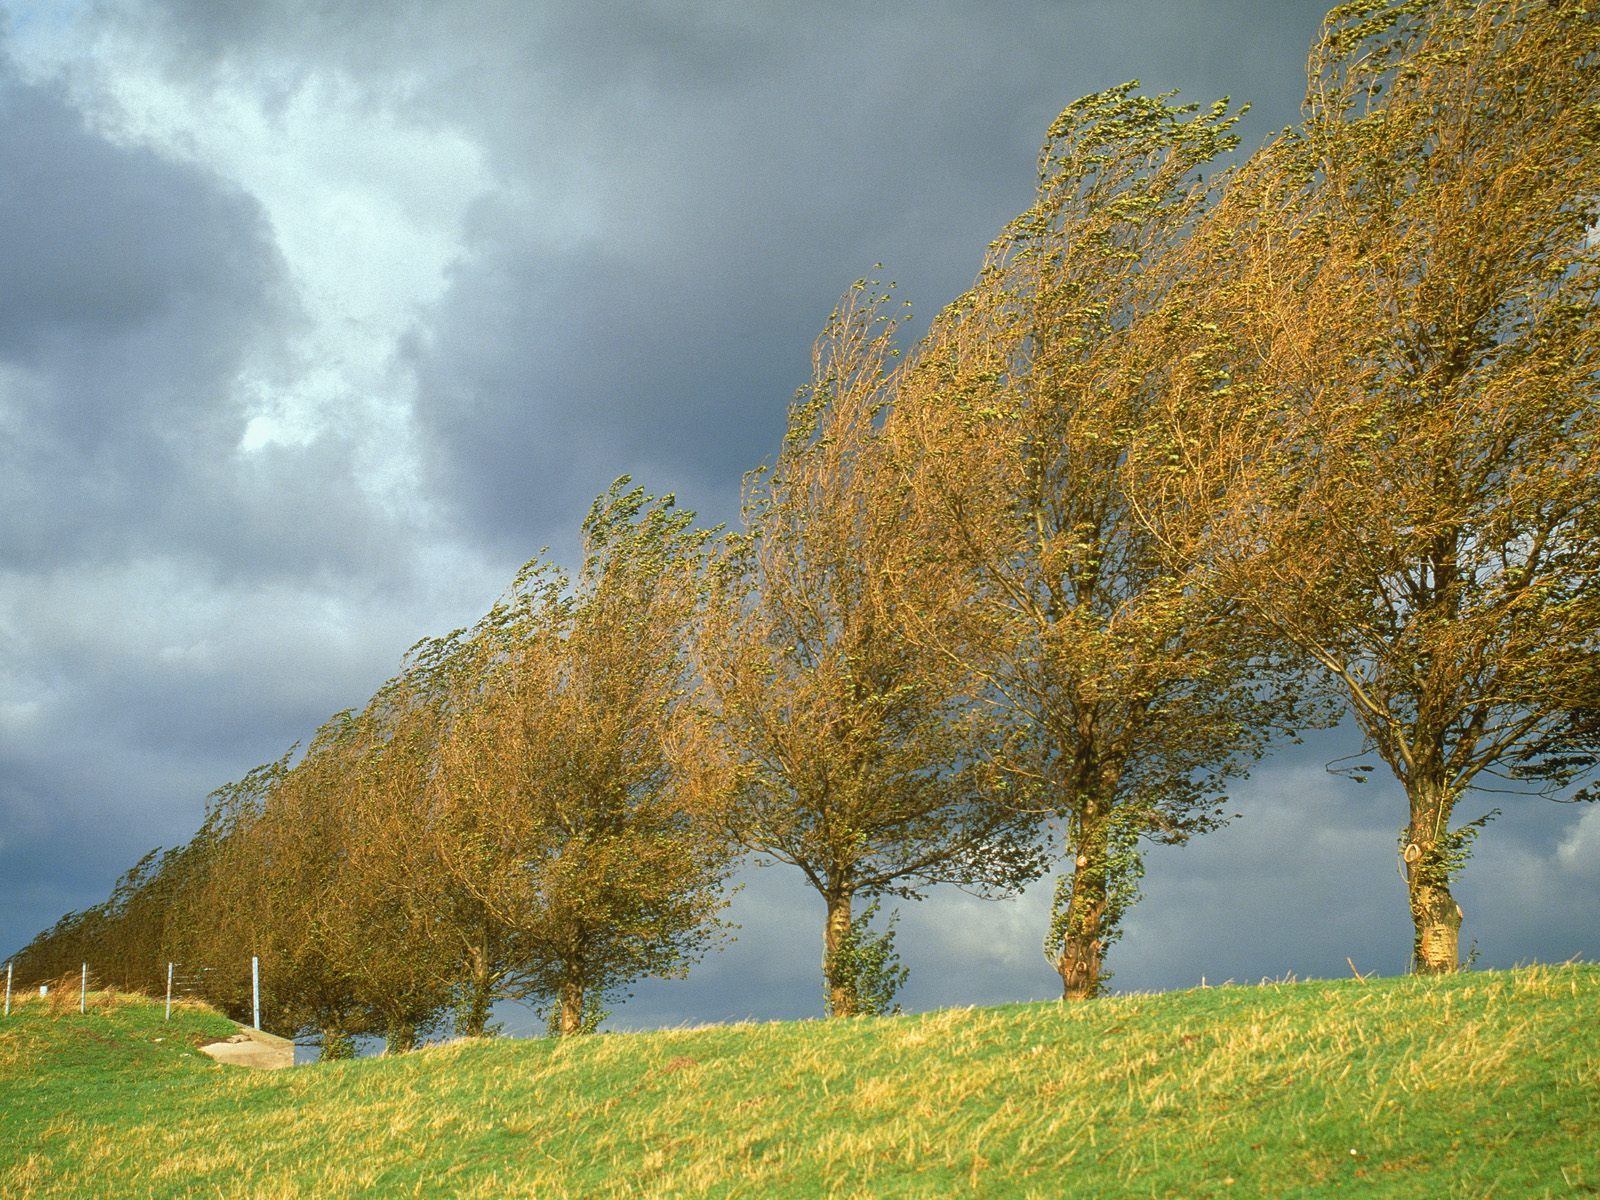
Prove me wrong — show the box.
[431,481,738,1036]
[887,85,1309,998]
[698,282,1046,1016]
[1142,0,1600,972]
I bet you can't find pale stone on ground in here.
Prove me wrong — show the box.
[199,1025,294,1069]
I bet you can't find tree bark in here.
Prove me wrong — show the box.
[822,889,855,1017]
[1404,784,1462,975]
[319,1024,355,1061]
[557,976,585,1037]
[458,937,494,1037]
[384,1021,416,1055]
[1056,815,1109,1001]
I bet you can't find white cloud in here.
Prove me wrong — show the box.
[1556,806,1600,876]
[7,9,494,521]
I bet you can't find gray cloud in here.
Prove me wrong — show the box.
[0,36,490,958]
[0,62,285,561]
[0,50,423,586]
[91,0,1333,553]
[399,0,1334,553]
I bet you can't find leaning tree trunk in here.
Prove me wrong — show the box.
[557,976,585,1037]
[1404,782,1462,975]
[384,1020,416,1055]
[319,1023,355,1061]
[822,888,855,1017]
[1056,810,1110,1001]
[457,934,496,1037]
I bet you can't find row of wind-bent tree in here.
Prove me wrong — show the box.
[11,0,1595,1015]
[1134,0,1600,974]
[8,484,739,1056]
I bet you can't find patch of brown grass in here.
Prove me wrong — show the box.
[33,973,157,1017]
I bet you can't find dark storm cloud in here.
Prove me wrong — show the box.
[400,208,817,547]
[97,0,1334,551]
[0,41,458,958]
[0,55,409,582]
[0,60,280,554]
[401,0,1336,551]
[0,47,293,921]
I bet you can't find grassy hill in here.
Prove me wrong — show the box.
[0,964,1595,1198]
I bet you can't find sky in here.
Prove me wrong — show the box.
[1,0,1594,1035]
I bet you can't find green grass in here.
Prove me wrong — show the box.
[1,965,1596,1198]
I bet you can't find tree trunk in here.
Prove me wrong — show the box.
[319,1024,355,1061]
[1404,784,1462,975]
[822,889,855,1017]
[457,939,494,1037]
[1056,815,1109,1001]
[557,977,585,1037]
[384,1021,416,1055]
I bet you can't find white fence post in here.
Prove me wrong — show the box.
[4,962,10,1017]
[80,962,87,1013]
[251,956,260,1030]
[166,962,173,1021]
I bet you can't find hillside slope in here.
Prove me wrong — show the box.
[0,965,1595,1198]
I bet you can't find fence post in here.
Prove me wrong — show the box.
[166,962,173,1021]
[80,962,87,1014]
[4,962,10,1017]
[251,956,260,1031]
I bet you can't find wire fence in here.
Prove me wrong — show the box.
[1,956,264,1031]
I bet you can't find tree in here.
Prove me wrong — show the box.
[698,282,1046,1017]
[431,482,738,1036]
[354,623,523,1041]
[1145,0,1600,972]
[888,86,1307,998]
[307,690,457,1053]
[159,758,298,1027]
[217,731,376,1055]
[171,721,446,1058]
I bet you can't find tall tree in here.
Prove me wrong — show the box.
[432,483,738,1036]
[160,758,297,1026]
[308,691,457,1053]
[889,86,1305,998]
[368,623,522,1040]
[699,283,1046,1017]
[1145,0,1600,972]
[219,729,376,1055]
